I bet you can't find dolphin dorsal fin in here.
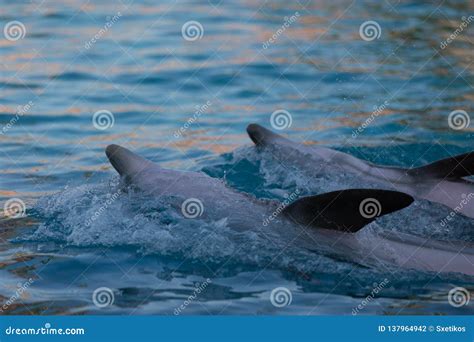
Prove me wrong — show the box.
[246,123,287,146]
[282,189,414,232]
[407,152,474,179]
[106,144,155,178]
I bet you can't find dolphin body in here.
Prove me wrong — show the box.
[105,144,474,276]
[246,124,474,219]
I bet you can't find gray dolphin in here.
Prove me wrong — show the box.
[247,124,474,219]
[105,144,474,276]
[105,144,412,233]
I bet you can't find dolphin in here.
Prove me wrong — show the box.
[246,123,474,219]
[105,144,412,233]
[105,144,474,276]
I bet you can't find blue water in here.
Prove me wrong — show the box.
[1,0,473,315]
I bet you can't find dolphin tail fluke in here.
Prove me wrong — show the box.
[282,189,414,233]
[407,152,474,180]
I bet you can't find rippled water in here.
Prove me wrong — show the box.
[1,0,473,315]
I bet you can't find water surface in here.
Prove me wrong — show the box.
[0,0,473,315]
